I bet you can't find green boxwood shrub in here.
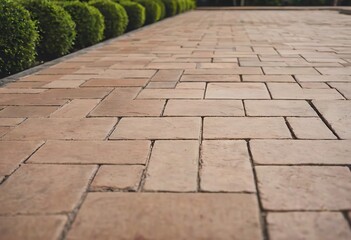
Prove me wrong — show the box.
[20,0,76,61]
[117,0,145,31]
[90,0,128,39]
[154,0,166,19]
[161,0,177,16]
[0,0,38,77]
[133,0,161,24]
[61,1,105,49]
[176,0,185,13]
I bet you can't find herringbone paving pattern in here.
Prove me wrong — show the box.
[0,10,351,240]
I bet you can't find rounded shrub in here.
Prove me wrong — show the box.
[154,0,166,19]
[161,0,177,16]
[61,1,105,49]
[20,0,76,61]
[90,0,128,39]
[176,0,185,13]
[0,0,38,77]
[133,0,161,24]
[117,0,145,31]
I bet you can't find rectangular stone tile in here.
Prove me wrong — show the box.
[300,82,330,89]
[91,165,144,191]
[245,100,317,116]
[146,63,196,69]
[176,82,206,89]
[67,193,262,240]
[4,81,46,88]
[3,118,116,140]
[313,100,351,139]
[101,69,157,79]
[185,68,263,75]
[201,140,255,192]
[41,88,112,99]
[82,78,149,87]
[268,83,343,100]
[164,100,244,116]
[256,166,351,210]
[213,57,238,63]
[206,83,270,99]
[204,117,291,139]
[0,164,96,214]
[198,63,238,68]
[0,215,67,240]
[251,140,351,165]
[89,99,165,117]
[295,75,351,82]
[287,117,336,139]
[42,80,85,89]
[329,83,351,99]
[242,75,295,82]
[28,140,150,164]
[150,70,183,82]
[50,99,100,118]
[20,74,63,82]
[110,117,201,140]
[0,141,43,178]
[137,89,204,99]
[316,67,351,75]
[144,140,198,192]
[0,94,67,106]
[102,87,141,100]
[146,82,177,89]
[267,212,351,240]
[180,74,241,82]
[0,118,25,126]
[0,106,59,118]
[0,88,45,94]
[263,67,319,75]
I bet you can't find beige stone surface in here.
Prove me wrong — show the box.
[146,81,177,88]
[110,117,201,140]
[0,117,25,126]
[268,212,351,240]
[287,117,336,139]
[251,140,351,165]
[91,165,144,191]
[42,80,85,89]
[3,118,116,140]
[67,193,262,240]
[0,126,10,137]
[28,140,150,164]
[81,78,149,87]
[150,69,183,82]
[206,83,270,99]
[0,164,96,214]
[201,140,255,192]
[263,67,319,74]
[144,140,199,192]
[204,117,291,139]
[164,100,244,116]
[137,88,204,99]
[185,67,262,75]
[313,100,351,139]
[329,82,351,99]
[50,99,100,118]
[0,106,59,118]
[0,215,67,240]
[242,75,295,82]
[295,75,351,82]
[41,88,112,99]
[180,74,241,82]
[245,100,317,116]
[256,166,351,210]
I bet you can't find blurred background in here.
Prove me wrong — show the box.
[196,0,351,6]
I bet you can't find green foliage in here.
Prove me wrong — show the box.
[176,0,186,13]
[160,0,177,16]
[249,0,281,5]
[0,0,38,77]
[133,0,161,24]
[90,0,128,39]
[61,1,104,49]
[21,0,76,61]
[117,0,145,30]
[154,0,166,19]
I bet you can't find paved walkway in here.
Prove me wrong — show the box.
[1,10,351,240]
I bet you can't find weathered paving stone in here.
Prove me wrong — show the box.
[81,78,149,87]
[146,81,177,89]
[144,140,198,192]
[42,80,85,89]
[316,67,351,75]
[263,67,319,75]
[0,106,59,118]
[137,89,204,99]
[0,164,96,214]
[0,215,67,240]
[150,69,183,82]
[110,117,201,140]
[287,117,336,139]
[245,100,317,116]
[3,118,116,140]
[0,126,10,137]
[267,212,351,240]
[41,88,112,99]
[28,140,150,164]
[0,118,24,126]
[67,193,262,240]
[0,141,43,179]
[206,83,271,99]
[204,117,291,139]
[251,140,351,165]
[50,99,100,118]
[185,67,263,75]
[313,100,351,139]
[295,75,351,82]
[0,93,67,106]
[256,166,351,210]
[180,74,241,82]
[329,83,351,99]
[200,140,256,192]
[164,100,244,116]
[242,75,295,82]
[91,165,144,191]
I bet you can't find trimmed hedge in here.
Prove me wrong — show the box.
[117,0,146,31]
[0,0,38,77]
[161,0,177,16]
[133,0,161,24]
[61,1,105,49]
[154,0,166,19]
[21,0,76,61]
[90,0,128,39]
